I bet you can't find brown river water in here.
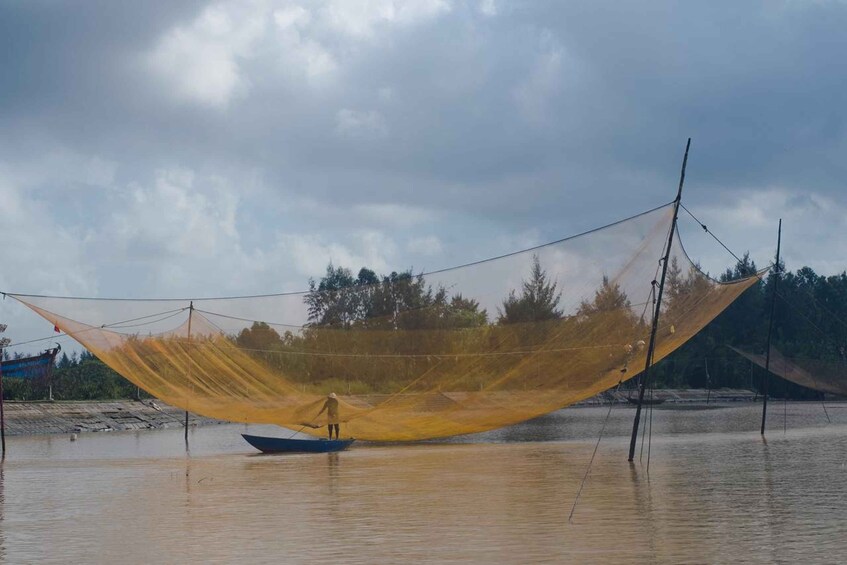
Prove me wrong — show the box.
[1,402,846,564]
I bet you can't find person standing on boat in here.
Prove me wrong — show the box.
[317,392,340,439]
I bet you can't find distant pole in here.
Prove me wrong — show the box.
[0,327,9,457]
[0,350,5,456]
[185,302,194,445]
[628,138,691,462]
[705,358,711,404]
[761,219,782,436]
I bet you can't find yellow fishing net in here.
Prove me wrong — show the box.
[9,203,758,440]
[729,346,847,396]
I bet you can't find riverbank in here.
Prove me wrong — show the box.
[0,388,761,437]
[0,399,225,436]
[577,387,758,405]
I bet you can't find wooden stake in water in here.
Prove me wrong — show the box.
[0,328,10,457]
[761,219,782,436]
[185,302,194,446]
[628,138,690,462]
[0,351,6,457]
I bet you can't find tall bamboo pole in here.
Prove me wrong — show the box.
[628,138,691,462]
[761,219,782,435]
[185,302,194,445]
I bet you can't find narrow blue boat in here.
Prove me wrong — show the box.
[242,434,355,454]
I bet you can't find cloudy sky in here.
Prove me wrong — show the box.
[1,0,846,348]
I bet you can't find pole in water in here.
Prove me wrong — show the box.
[705,357,711,404]
[0,328,10,457]
[185,301,194,446]
[761,219,781,436]
[0,351,6,457]
[628,137,691,462]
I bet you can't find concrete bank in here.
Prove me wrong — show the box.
[577,387,758,406]
[1,400,224,436]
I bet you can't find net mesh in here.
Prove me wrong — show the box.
[9,203,758,441]
[728,346,847,396]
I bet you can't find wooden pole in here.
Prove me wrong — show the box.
[0,351,6,457]
[628,138,691,462]
[705,358,711,404]
[185,302,194,445]
[761,219,782,435]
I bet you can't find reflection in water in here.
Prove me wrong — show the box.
[761,436,778,563]
[0,403,845,563]
[327,452,340,496]
[0,458,6,562]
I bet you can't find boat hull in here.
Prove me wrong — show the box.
[242,434,355,454]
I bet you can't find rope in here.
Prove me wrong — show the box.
[568,380,622,523]
[1,202,676,302]
[680,204,746,266]
[4,306,189,348]
[184,342,628,359]
[194,309,305,329]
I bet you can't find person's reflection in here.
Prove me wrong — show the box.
[327,452,340,495]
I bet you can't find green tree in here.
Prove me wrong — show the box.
[576,276,631,318]
[498,255,563,324]
[305,264,378,327]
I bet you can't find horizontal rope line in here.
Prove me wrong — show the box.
[1,201,674,302]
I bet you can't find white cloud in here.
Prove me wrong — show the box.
[513,30,568,125]
[110,168,240,261]
[378,86,394,102]
[272,4,338,83]
[0,161,100,348]
[145,0,452,106]
[273,4,311,29]
[478,0,497,17]
[277,230,396,276]
[352,203,434,226]
[0,174,95,298]
[0,150,117,191]
[320,0,451,39]
[335,108,389,138]
[407,235,443,256]
[145,3,266,108]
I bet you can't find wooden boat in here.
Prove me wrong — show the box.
[242,434,355,454]
[1,347,60,379]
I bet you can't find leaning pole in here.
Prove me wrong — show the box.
[628,138,691,462]
[760,219,782,435]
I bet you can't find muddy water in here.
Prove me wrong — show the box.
[1,402,846,564]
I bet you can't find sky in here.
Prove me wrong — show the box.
[1,0,846,352]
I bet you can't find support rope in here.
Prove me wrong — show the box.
[680,204,746,266]
[568,380,622,523]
